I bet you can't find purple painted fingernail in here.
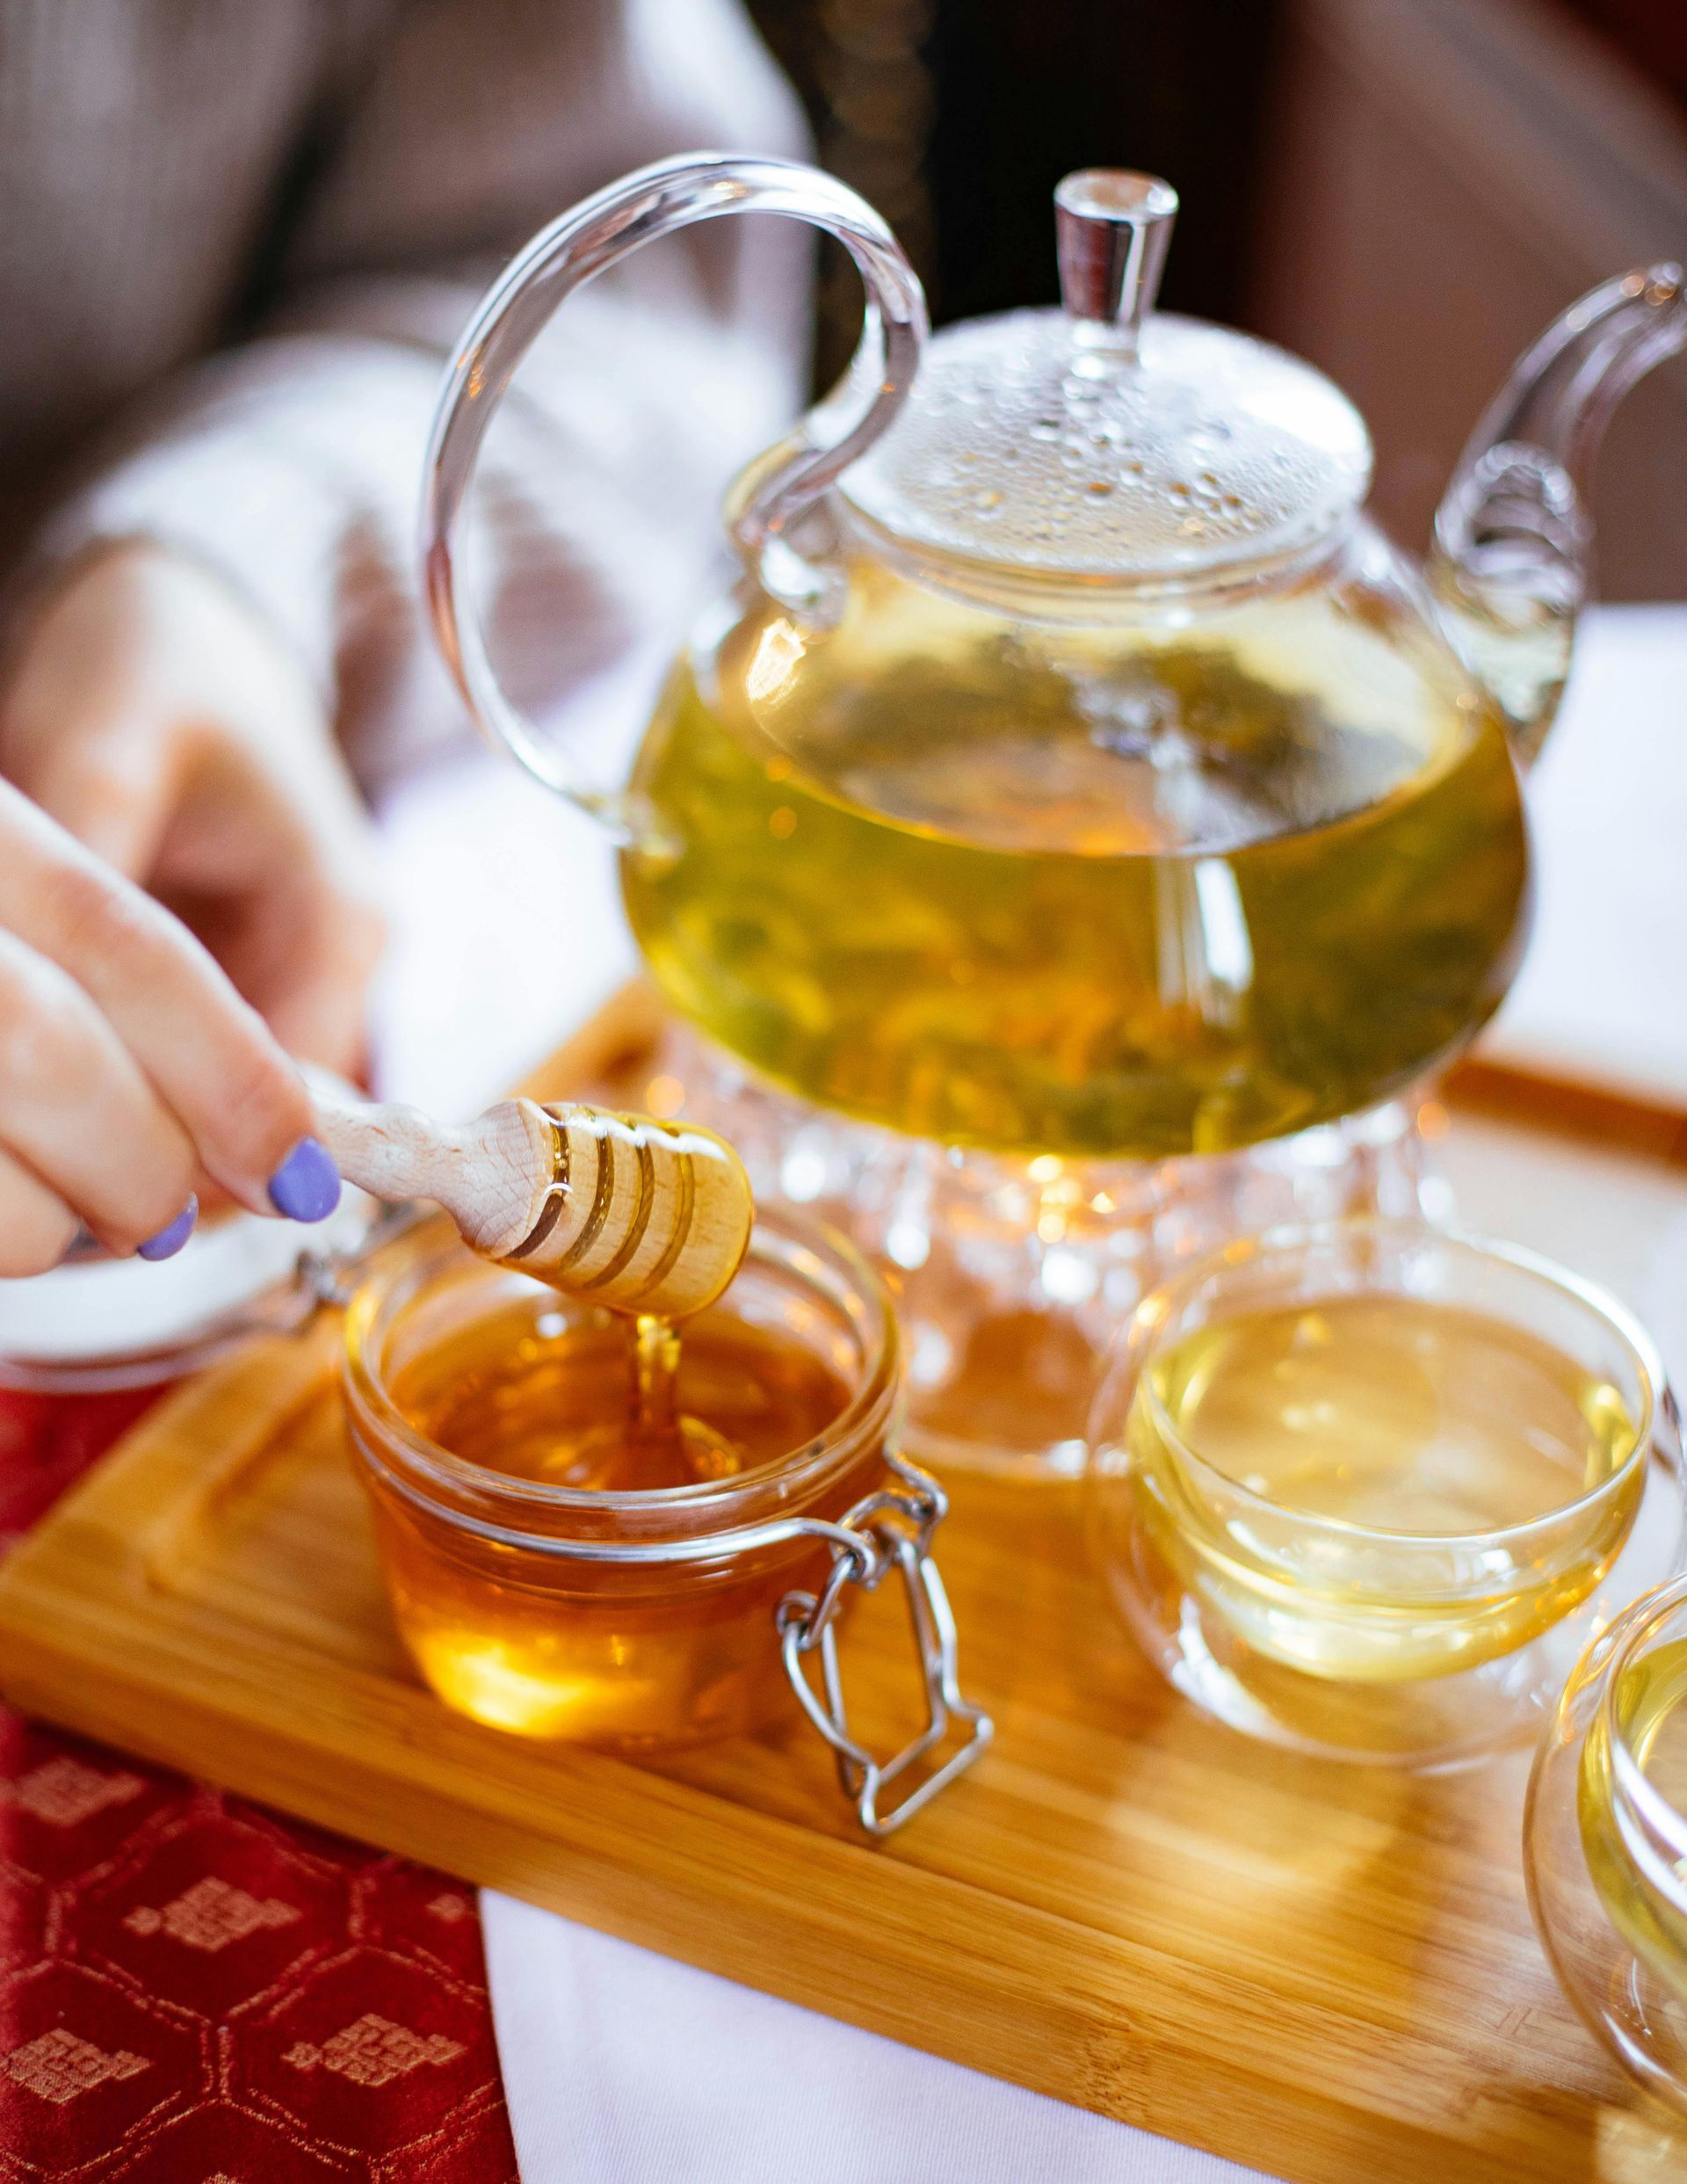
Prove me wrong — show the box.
[137,1196,198,1262]
[267,1137,342,1223]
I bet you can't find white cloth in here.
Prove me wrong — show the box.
[481,1897,1280,2184]
[370,606,1687,2184]
[366,647,651,1118]
[1485,604,1687,1101]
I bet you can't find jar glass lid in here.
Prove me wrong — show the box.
[0,1193,382,1392]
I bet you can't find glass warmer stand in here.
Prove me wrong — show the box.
[659,1025,1434,1479]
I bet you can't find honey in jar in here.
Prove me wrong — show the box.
[341,1215,896,1749]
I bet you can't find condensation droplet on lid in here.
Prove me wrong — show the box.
[838,309,1366,575]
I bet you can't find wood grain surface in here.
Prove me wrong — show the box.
[0,992,1683,2184]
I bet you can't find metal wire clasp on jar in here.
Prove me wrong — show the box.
[340,1209,991,1837]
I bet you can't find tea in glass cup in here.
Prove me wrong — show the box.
[1088,1219,1684,1764]
[1527,1574,1687,2111]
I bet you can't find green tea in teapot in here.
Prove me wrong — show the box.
[622,560,1529,1158]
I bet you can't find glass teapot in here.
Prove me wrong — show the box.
[424,155,1685,1164]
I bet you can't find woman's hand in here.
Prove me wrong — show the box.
[0,780,341,1273]
[0,540,380,1273]
[0,541,385,1080]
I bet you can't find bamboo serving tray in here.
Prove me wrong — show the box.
[3,991,1685,2184]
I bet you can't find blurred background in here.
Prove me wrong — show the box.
[748,0,1687,598]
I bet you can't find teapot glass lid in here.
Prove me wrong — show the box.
[838,171,1372,599]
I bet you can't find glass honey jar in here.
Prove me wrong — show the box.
[340,1208,990,1831]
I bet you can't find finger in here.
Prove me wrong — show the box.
[0,1147,79,1278]
[18,717,180,881]
[165,853,385,1080]
[135,1195,199,1261]
[249,893,387,1077]
[0,928,200,1252]
[0,783,318,1212]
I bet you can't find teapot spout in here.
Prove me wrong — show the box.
[1428,265,1685,765]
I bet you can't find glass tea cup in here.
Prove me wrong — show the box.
[1086,1218,1685,1766]
[340,1207,990,1831]
[1526,1574,1687,2112]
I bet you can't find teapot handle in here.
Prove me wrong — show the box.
[420,153,927,835]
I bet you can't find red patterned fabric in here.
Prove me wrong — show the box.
[0,1393,160,1562]
[0,1388,520,2182]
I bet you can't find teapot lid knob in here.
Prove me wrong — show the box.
[1054,170,1177,358]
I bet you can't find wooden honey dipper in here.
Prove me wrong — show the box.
[309,1082,753,1319]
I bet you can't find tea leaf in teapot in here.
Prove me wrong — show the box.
[624,564,1528,1156]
